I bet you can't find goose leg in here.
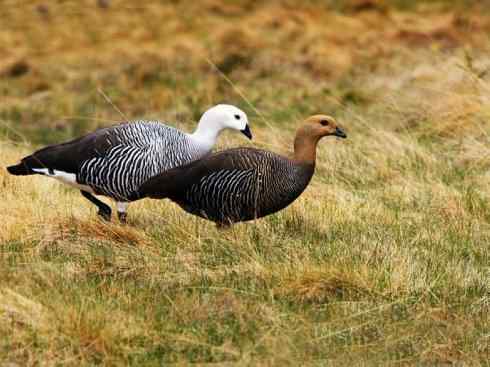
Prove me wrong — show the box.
[216,220,233,230]
[116,202,129,223]
[80,190,112,221]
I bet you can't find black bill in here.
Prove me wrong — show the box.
[334,127,347,139]
[241,124,253,140]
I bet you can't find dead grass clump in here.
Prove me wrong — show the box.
[213,27,264,74]
[0,288,50,333]
[393,14,462,49]
[0,288,145,365]
[59,305,144,357]
[346,0,387,13]
[205,0,248,17]
[42,217,152,248]
[277,267,377,304]
[0,59,30,78]
[359,51,490,143]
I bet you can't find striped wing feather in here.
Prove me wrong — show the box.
[138,147,314,223]
[14,121,200,202]
[137,148,256,199]
[77,122,196,200]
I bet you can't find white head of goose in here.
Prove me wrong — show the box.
[136,115,346,227]
[192,104,252,145]
[6,104,252,222]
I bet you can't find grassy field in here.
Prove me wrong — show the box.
[1,0,489,365]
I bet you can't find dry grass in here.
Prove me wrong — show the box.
[1,1,489,365]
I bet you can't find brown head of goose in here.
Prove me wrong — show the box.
[135,115,347,226]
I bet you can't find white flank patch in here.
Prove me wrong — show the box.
[32,168,94,193]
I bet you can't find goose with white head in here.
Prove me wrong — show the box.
[7,104,252,222]
[190,104,251,151]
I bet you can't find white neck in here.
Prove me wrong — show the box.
[188,120,223,151]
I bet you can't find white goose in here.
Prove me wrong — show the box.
[7,104,252,221]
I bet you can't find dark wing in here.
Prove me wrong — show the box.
[136,147,267,200]
[13,126,120,174]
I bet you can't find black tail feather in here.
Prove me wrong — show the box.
[6,163,34,176]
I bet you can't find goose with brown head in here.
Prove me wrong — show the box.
[293,115,347,165]
[136,115,347,227]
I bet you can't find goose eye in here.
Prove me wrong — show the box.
[234,114,241,120]
[320,120,329,126]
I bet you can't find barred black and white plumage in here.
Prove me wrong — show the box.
[78,121,203,202]
[137,115,347,226]
[6,104,252,221]
[179,150,311,223]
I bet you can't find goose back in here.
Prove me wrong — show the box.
[138,147,315,223]
[77,121,206,201]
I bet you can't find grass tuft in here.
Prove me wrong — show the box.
[1,1,489,365]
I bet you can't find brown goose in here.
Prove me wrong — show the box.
[134,115,347,226]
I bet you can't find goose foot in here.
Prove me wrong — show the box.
[81,190,112,221]
[118,212,128,223]
[116,202,129,224]
[98,208,112,221]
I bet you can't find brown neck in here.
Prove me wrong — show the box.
[293,133,319,166]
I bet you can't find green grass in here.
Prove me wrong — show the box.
[1,1,489,365]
